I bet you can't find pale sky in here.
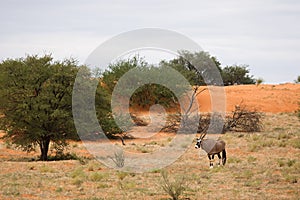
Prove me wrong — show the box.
[1,0,299,83]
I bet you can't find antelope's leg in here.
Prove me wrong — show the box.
[217,153,221,166]
[210,154,214,168]
[208,154,213,168]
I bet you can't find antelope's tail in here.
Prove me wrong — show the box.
[222,149,227,165]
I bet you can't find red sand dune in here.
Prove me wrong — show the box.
[197,83,300,113]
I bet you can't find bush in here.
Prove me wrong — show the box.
[162,104,262,134]
[160,170,188,200]
[109,149,125,168]
[256,78,264,85]
[225,105,263,132]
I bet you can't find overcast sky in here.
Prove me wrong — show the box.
[1,0,299,83]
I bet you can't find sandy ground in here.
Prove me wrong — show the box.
[197,83,300,113]
[0,84,299,199]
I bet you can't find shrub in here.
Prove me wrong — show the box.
[160,170,188,200]
[109,149,125,168]
[225,105,263,132]
[89,172,107,182]
[162,105,262,134]
[256,77,264,85]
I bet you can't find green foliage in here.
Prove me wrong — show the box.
[222,65,255,85]
[101,57,183,111]
[0,55,80,160]
[256,77,264,85]
[294,75,300,83]
[160,50,223,86]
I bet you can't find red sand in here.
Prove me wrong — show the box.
[197,83,300,113]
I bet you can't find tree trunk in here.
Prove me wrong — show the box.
[39,137,50,161]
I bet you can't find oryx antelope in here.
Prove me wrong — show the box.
[195,132,226,168]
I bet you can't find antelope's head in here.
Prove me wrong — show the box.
[195,132,206,149]
[195,138,202,149]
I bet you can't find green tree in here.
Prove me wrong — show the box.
[160,51,223,86]
[0,55,79,160]
[255,77,264,85]
[294,75,300,83]
[221,65,255,86]
[101,57,182,110]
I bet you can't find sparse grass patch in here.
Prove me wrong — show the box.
[122,180,136,189]
[248,142,263,152]
[87,160,102,171]
[150,168,162,173]
[277,158,285,167]
[89,172,108,182]
[228,157,242,164]
[72,177,84,186]
[247,156,257,163]
[273,127,285,131]
[283,173,298,184]
[277,158,296,167]
[160,170,189,200]
[276,132,291,139]
[70,167,86,179]
[137,146,149,153]
[242,170,254,179]
[291,138,300,149]
[261,139,274,147]
[55,187,63,193]
[244,179,262,187]
[2,186,20,197]
[97,183,110,189]
[147,141,158,145]
[117,171,128,180]
[39,164,56,173]
[287,159,296,167]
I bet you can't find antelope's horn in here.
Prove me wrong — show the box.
[200,132,207,139]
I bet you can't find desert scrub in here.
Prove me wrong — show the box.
[228,156,242,164]
[117,171,128,180]
[39,164,56,173]
[291,138,300,149]
[70,167,86,179]
[87,160,102,171]
[89,172,108,182]
[160,170,189,200]
[109,149,125,168]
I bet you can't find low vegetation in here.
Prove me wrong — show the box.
[0,113,299,199]
[162,104,263,134]
[0,53,298,199]
[160,170,188,200]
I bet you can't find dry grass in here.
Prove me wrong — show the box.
[0,113,299,200]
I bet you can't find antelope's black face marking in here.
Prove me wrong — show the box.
[195,138,201,149]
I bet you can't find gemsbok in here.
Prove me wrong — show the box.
[195,132,226,168]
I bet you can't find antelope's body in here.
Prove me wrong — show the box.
[195,136,227,168]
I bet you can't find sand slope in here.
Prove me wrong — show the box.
[197,83,300,113]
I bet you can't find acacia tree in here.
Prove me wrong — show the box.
[295,75,300,84]
[221,65,255,85]
[160,51,223,86]
[0,55,79,161]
